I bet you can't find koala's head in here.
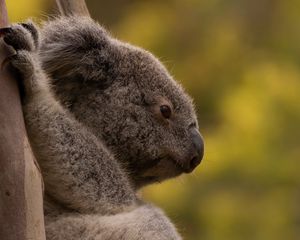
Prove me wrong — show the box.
[41,17,204,189]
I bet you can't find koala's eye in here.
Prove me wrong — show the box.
[160,105,172,119]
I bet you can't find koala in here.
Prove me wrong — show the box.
[3,16,204,240]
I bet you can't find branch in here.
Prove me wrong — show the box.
[56,0,90,17]
[0,0,8,27]
[0,0,46,239]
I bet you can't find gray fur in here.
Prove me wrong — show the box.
[4,17,203,240]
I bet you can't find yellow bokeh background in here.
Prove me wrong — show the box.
[6,0,49,22]
[6,1,300,239]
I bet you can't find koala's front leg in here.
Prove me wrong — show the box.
[3,22,136,214]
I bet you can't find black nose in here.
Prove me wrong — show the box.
[191,127,204,160]
[183,127,204,173]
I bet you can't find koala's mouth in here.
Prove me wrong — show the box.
[171,158,191,173]
[139,155,186,179]
[131,152,202,189]
[171,154,202,174]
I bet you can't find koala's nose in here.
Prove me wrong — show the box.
[183,127,204,173]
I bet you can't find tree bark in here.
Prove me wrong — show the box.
[0,0,46,239]
[56,0,90,17]
[0,1,90,239]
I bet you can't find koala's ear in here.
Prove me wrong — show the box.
[41,17,116,85]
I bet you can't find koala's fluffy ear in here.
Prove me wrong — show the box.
[40,16,116,87]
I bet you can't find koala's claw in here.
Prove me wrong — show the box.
[2,21,39,52]
[20,22,39,47]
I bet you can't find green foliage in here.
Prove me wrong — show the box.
[9,1,300,239]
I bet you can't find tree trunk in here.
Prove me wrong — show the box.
[0,0,46,239]
[0,1,90,239]
[56,0,90,17]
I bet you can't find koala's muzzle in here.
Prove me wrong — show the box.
[183,127,204,173]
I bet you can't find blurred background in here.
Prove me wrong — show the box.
[7,0,300,239]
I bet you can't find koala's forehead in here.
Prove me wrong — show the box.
[112,42,194,113]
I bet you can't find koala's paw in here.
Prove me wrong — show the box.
[2,21,39,52]
[1,21,41,95]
